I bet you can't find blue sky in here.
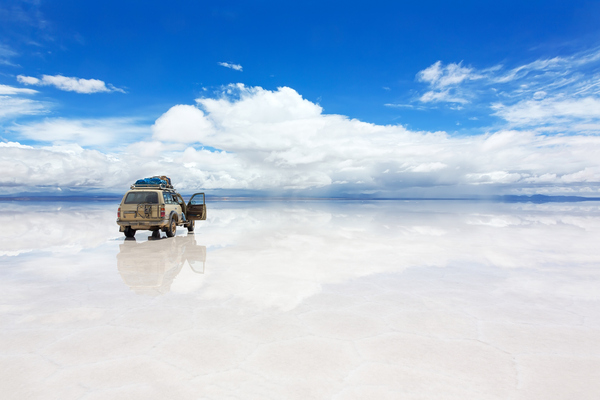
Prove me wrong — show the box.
[1,0,600,197]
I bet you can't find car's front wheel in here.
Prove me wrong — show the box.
[124,226,136,238]
[166,217,177,237]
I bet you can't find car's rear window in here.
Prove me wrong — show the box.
[124,191,159,204]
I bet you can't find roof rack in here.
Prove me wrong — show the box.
[130,183,174,190]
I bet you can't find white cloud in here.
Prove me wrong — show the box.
[218,62,243,71]
[16,75,40,85]
[0,95,47,119]
[10,117,150,147]
[17,74,124,94]
[419,90,468,104]
[416,61,481,104]
[0,84,46,119]
[492,96,600,128]
[0,84,37,95]
[0,143,123,189]
[408,162,448,173]
[152,105,215,143]
[384,103,414,108]
[492,57,564,84]
[418,61,444,84]
[466,171,523,184]
[384,103,418,108]
[413,47,600,131]
[3,85,600,196]
[417,61,478,88]
[198,84,322,126]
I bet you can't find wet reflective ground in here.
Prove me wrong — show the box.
[1,200,600,399]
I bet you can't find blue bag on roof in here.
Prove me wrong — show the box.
[135,177,167,185]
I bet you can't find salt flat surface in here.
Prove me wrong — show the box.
[1,200,600,400]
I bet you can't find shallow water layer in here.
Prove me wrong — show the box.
[1,200,600,400]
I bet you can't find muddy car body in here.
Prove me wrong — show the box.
[116,178,206,239]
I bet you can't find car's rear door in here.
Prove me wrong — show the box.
[186,193,206,220]
[121,191,160,220]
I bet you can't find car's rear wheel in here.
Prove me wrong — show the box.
[166,217,177,237]
[124,227,136,238]
[187,220,195,232]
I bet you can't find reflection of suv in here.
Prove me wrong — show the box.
[117,235,207,295]
[116,176,206,239]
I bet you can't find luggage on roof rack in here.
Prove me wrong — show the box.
[131,176,174,190]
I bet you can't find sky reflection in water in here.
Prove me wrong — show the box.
[1,200,599,399]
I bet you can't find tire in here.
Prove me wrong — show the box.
[166,217,177,237]
[124,227,136,238]
[151,230,161,239]
[187,220,195,232]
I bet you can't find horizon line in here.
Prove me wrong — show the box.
[1,194,600,204]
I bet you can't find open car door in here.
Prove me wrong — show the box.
[186,193,207,221]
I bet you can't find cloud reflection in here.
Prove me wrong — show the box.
[2,201,599,310]
[191,201,600,310]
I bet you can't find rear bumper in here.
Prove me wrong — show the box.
[117,219,169,231]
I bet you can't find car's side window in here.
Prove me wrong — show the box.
[162,193,181,205]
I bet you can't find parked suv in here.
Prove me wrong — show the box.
[116,176,206,239]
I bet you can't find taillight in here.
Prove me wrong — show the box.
[117,207,121,218]
[160,205,165,218]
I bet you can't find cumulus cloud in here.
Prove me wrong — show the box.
[218,62,243,71]
[152,105,215,143]
[3,85,600,196]
[0,84,600,197]
[0,142,126,189]
[17,74,125,94]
